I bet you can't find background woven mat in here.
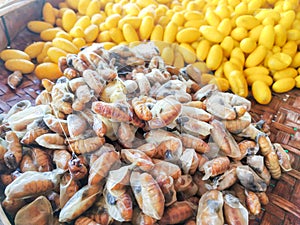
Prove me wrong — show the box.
[0,28,299,225]
[249,91,300,225]
[0,29,41,114]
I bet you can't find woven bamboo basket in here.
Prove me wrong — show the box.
[0,1,299,225]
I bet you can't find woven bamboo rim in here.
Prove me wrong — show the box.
[0,1,299,225]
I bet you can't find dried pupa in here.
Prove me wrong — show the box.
[245,190,261,216]
[205,91,250,120]
[256,165,272,186]
[92,113,107,138]
[136,142,157,158]
[35,90,52,105]
[156,175,177,207]
[180,148,199,175]
[117,122,138,148]
[30,147,53,172]
[88,150,121,186]
[67,114,87,138]
[273,143,292,172]
[6,104,51,131]
[222,111,252,134]
[237,124,264,140]
[19,153,37,172]
[88,143,116,165]
[145,68,171,85]
[202,156,230,180]
[75,84,93,104]
[57,54,71,75]
[123,79,138,94]
[256,192,269,205]
[159,201,195,225]
[82,69,106,95]
[223,193,248,225]
[59,173,80,208]
[100,79,127,103]
[43,114,69,136]
[130,172,165,220]
[4,169,63,199]
[35,133,66,149]
[41,78,54,92]
[86,196,113,225]
[196,190,224,225]
[106,164,133,197]
[59,185,101,223]
[264,151,281,179]
[92,101,133,122]
[180,133,210,154]
[247,155,265,174]
[212,164,238,191]
[148,96,182,130]
[210,119,241,159]
[181,105,213,122]
[51,81,73,115]
[144,128,178,144]
[4,131,23,169]
[96,65,118,82]
[192,83,218,101]
[134,72,151,96]
[21,119,49,145]
[104,188,133,222]
[185,63,209,85]
[7,71,23,89]
[3,100,31,123]
[68,153,88,181]
[121,148,154,172]
[132,207,157,225]
[131,96,156,121]
[257,133,274,156]
[174,174,198,199]
[53,150,72,170]
[68,136,105,155]
[236,140,257,161]
[14,196,53,225]
[236,165,267,192]
[150,159,182,180]
[155,85,192,103]
[66,54,89,73]
[155,136,183,161]
[176,116,212,138]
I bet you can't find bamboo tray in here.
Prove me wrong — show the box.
[0,1,299,225]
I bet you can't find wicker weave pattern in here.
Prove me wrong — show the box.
[249,92,300,225]
[0,30,41,114]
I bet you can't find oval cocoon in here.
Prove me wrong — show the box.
[267,53,292,70]
[5,59,35,74]
[272,78,295,93]
[27,21,53,33]
[252,80,272,104]
[206,44,223,70]
[176,27,201,43]
[35,62,63,80]
[0,49,30,61]
[24,42,45,59]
